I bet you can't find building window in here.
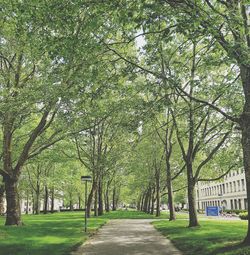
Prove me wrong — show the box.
[238,199,242,210]
[230,182,232,193]
[226,183,228,193]
[237,180,241,191]
[222,184,225,194]
[230,199,234,210]
[233,181,236,192]
[234,199,238,210]
[242,179,245,191]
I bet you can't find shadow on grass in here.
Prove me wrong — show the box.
[213,242,250,255]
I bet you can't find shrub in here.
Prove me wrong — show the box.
[224,209,247,215]
[239,212,248,220]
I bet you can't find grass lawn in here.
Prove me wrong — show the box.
[0,212,107,255]
[98,209,188,219]
[153,219,250,255]
[0,209,178,255]
[2,210,247,255]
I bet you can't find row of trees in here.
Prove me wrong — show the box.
[0,0,250,246]
[101,0,250,244]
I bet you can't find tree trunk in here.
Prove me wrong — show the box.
[241,66,250,244]
[140,193,145,211]
[155,171,161,217]
[143,188,150,213]
[32,192,35,214]
[187,164,199,227]
[4,176,22,225]
[50,187,54,213]
[150,189,155,215]
[242,122,250,244]
[78,194,81,209]
[25,192,29,214]
[0,184,5,215]
[43,185,49,214]
[98,180,103,216]
[94,188,98,216]
[147,188,152,213]
[166,161,176,221]
[35,189,40,214]
[112,187,116,211]
[86,181,97,218]
[105,185,110,212]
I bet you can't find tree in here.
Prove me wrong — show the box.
[0,0,114,225]
[158,0,250,243]
[0,178,5,215]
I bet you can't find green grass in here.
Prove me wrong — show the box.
[99,209,170,219]
[153,219,250,255]
[98,209,189,219]
[0,210,177,255]
[0,212,107,255]
[2,210,248,255]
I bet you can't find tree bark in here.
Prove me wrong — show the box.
[112,187,117,211]
[86,181,97,217]
[35,189,40,214]
[143,188,150,213]
[140,193,145,211]
[166,160,176,221]
[187,164,199,227]
[150,189,155,215]
[25,192,29,214]
[98,179,103,216]
[43,185,49,214]
[105,184,110,212]
[50,187,54,213]
[155,171,161,217]
[0,184,5,215]
[78,194,81,209]
[147,188,152,213]
[32,192,35,214]
[4,176,22,225]
[240,66,250,244]
[94,188,98,216]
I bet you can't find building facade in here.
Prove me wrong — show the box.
[196,169,248,211]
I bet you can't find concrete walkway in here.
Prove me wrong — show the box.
[72,219,182,255]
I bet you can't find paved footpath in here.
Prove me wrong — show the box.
[72,219,182,255]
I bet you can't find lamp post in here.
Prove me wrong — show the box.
[81,175,92,232]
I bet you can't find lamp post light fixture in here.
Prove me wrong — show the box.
[81,175,92,232]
